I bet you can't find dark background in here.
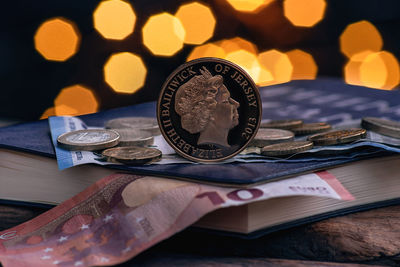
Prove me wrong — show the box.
[2,0,400,121]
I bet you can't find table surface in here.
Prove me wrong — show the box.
[1,203,398,267]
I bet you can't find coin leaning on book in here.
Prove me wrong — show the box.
[157,57,262,162]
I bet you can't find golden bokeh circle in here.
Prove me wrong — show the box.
[104,52,147,94]
[339,20,383,58]
[176,2,216,45]
[286,49,318,80]
[142,13,185,56]
[34,17,80,61]
[54,85,99,116]
[93,0,136,40]
[359,51,400,90]
[225,0,274,13]
[187,43,226,61]
[225,49,262,82]
[258,49,293,86]
[283,0,326,27]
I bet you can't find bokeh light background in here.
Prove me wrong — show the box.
[2,0,400,121]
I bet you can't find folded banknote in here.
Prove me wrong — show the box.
[0,171,352,267]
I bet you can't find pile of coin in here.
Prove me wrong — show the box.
[247,119,369,157]
[362,117,400,139]
[57,117,162,165]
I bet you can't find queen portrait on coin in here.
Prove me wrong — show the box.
[175,67,240,147]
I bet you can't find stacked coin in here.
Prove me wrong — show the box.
[247,118,372,157]
[57,116,162,165]
[57,129,120,151]
[102,146,162,165]
[249,116,400,157]
[361,117,400,138]
[291,122,332,135]
[244,119,326,156]
[249,128,294,147]
[105,117,160,136]
[260,119,303,130]
[307,129,367,146]
[112,129,154,147]
[261,141,314,156]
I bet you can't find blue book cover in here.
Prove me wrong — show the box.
[1,78,400,185]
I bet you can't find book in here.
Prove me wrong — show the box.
[196,155,400,235]
[2,148,400,237]
[1,78,400,235]
[2,78,400,185]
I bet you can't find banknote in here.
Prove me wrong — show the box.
[49,116,400,170]
[0,171,353,267]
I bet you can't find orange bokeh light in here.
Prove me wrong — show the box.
[286,49,318,80]
[142,13,185,56]
[340,20,383,58]
[187,43,226,61]
[93,0,136,40]
[104,52,147,94]
[54,85,99,116]
[218,37,258,54]
[359,51,400,90]
[34,17,80,61]
[175,2,216,45]
[258,49,293,86]
[225,49,263,82]
[283,0,326,27]
[380,52,400,90]
[344,51,373,86]
[40,107,56,120]
[225,0,274,13]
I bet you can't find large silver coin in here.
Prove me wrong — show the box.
[362,117,400,139]
[105,117,160,135]
[102,146,162,165]
[57,129,120,151]
[308,128,367,146]
[157,58,262,163]
[113,129,154,147]
[261,141,313,156]
[249,128,294,147]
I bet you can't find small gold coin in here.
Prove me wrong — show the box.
[105,117,160,135]
[249,128,294,147]
[260,119,303,130]
[57,129,120,151]
[362,117,400,139]
[292,122,331,135]
[261,141,313,156]
[102,146,162,165]
[307,128,367,146]
[113,129,154,147]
